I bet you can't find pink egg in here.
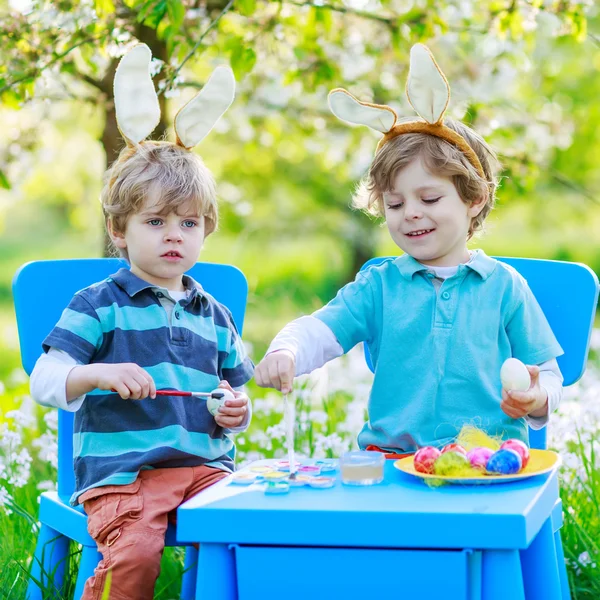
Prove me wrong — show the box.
[466,447,494,470]
[501,439,530,469]
[414,446,441,474]
[441,443,467,456]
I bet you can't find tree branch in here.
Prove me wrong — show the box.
[551,170,599,205]
[0,32,110,95]
[167,0,235,85]
[279,0,395,25]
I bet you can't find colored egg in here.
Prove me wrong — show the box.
[501,439,530,469]
[486,449,522,475]
[466,447,494,470]
[441,443,467,456]
[500,358,531,392]
[207,388,235,416]
[433,451,470,476]
[414,446,442,474]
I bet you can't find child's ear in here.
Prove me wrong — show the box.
[467,195,487,218]
[107,219,127,249]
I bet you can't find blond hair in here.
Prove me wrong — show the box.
[102,141,218,250]
[354,118,501,238]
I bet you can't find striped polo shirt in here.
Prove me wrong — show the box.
[42,269,254,505]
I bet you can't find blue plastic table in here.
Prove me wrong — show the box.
[177,459,565,600]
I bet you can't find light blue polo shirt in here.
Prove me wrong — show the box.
[313,250,563,451]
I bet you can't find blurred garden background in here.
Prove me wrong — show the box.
[0,0,599,598]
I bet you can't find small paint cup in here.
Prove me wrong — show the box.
[230,473,259,485]
[308,477,336,489]
[298,465,321,476]
[264,482,290,495]
[315,460,338,473]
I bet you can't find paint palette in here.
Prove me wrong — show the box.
[229,459,340,493]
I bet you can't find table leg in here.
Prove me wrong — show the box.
[482,549,525,600]
[195,543,237,600]
[520,518,562,600]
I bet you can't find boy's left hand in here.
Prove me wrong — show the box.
[501,365,548,419]
[214,381,249,428]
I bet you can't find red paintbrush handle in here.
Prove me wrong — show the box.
[110,389,223,398]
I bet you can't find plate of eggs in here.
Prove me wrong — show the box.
[394,439,561,484]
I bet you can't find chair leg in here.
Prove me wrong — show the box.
[554,530,572,600]
[73,544,102,600]
[26,524,69,600]
[181,546,199,600]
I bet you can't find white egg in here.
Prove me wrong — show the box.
[207,388,235,416]
[500,358,531,392]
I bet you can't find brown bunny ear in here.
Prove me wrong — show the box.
[328,88,397,133]
[113,44,161,145]
[406,43,450,125]
[174,66,235,149]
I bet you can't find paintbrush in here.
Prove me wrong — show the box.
[111,389,225,399]
[284,392,297,480]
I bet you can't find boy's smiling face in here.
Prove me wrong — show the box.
[383,156,484,267]
[109,194,205,291]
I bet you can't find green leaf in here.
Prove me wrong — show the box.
[145,0,168,29]
[167,0,185,30]
[0,89,23,110]
[236,0,256,17]
[94,0,115,16]
[230,45,256,79]
[0,170,11,190]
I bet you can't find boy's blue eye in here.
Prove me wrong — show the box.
[182,220,197,228]
[148,219,162,226]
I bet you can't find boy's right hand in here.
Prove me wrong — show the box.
[70,363,156,400]
[255,350,296,394]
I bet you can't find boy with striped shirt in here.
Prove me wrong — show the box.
[30,141,254,599]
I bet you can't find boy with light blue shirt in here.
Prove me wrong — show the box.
[256,45,563,454]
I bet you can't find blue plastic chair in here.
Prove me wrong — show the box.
[13,259,249,600]
[361,255,599,600]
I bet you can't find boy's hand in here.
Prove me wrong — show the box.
[255,350,295,394]
[214,381,249,428]
[82,362,156,400]
[501,365,548,419]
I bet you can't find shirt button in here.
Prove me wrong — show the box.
[442,291,451,300]
[156,292,163,298]
[175,311,181,319]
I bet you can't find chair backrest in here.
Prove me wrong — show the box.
[360,256,599,449]
[12,259,249,501]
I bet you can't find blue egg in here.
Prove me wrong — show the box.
[486,449,522,475]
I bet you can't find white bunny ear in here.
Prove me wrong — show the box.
[328,89,397,133]
[174,66,235,149]
[406,44,450,125]
[114,44,161,144]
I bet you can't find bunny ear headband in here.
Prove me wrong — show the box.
[328,44,485,179]
[114,44,235,149]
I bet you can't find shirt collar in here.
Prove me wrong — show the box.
[395,249,496,281]
[111,268,207,303]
